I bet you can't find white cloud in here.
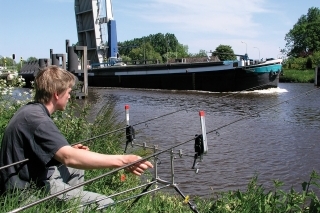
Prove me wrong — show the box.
[121,0,271,35]
[115,0,284,56]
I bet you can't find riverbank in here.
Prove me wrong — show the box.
[2,81,320,212]
[280,68,315,83]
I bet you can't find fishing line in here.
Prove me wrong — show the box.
[9,85,319,213]
[88,81,279,136]
[70,80,283,145]
[0,81,288,171]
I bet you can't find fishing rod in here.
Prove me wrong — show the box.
[0,159,29,171]
[9,86,320,213]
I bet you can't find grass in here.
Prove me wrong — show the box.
[2,77,320,212]
[280,69,315,83]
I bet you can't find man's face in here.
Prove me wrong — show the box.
[56,88,72,111]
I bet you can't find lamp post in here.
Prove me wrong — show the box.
[241,41,247,54]
[253,47,260,60]
[166,39,170,64]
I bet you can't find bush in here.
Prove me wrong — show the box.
[283,51,320,70]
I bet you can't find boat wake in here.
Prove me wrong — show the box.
[240,87,288,94]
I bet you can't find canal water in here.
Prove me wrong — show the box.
[81,83,320,198]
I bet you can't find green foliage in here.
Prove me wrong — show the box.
[285,7,320,57]
[118,33,189,62]
[120,55,131,62]
[213,45,237,61]
[282,52,320,69]
[27,56,38,62]
[52,102,92,144]
[127,42,162,63]
[284,57,309,69]
[0,57,15,67]
[280,69,314,83]
[209,171,320,213]
[189,49,208,58]
[311,51,320,66]
[0,76,29,138]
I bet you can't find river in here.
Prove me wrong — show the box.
[80,83,320,198]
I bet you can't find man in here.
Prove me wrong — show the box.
[0,65,153,209]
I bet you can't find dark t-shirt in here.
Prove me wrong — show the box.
[0,102,69,192]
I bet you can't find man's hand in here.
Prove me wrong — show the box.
[125,155,153,176]
[72,144,90,151]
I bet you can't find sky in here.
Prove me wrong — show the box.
[0,0,319,62]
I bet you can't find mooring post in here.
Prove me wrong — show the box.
[38,59,48,69]
[73,46,88,98]
[315,65,320,87]
[50,49,53,62]
[66,42,86,99]
[38,58,51,77]
[51,54,66,69]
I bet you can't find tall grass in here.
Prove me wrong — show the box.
[280,69,315,83]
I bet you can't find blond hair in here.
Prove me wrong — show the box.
[34,65,76,104]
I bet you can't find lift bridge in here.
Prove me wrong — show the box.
[74,0,118,64]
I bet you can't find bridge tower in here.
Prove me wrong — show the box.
[74,0,118,64]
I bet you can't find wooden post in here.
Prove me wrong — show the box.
[74,46,88,98]
[315,65,320,87]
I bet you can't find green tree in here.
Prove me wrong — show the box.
[128,42,162,63]
[118,33,188,62]
[118,39,140,56]
[311,51,320,66]
[212,45,237,61]
[0,57,14,67]
[285,7,320,57]
[27,57,38,62]
[176,43,189,58]
[189,49,208,57]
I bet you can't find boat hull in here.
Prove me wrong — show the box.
[20,60,281,92]
[88,68,278,92]
[86,60,280,92]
